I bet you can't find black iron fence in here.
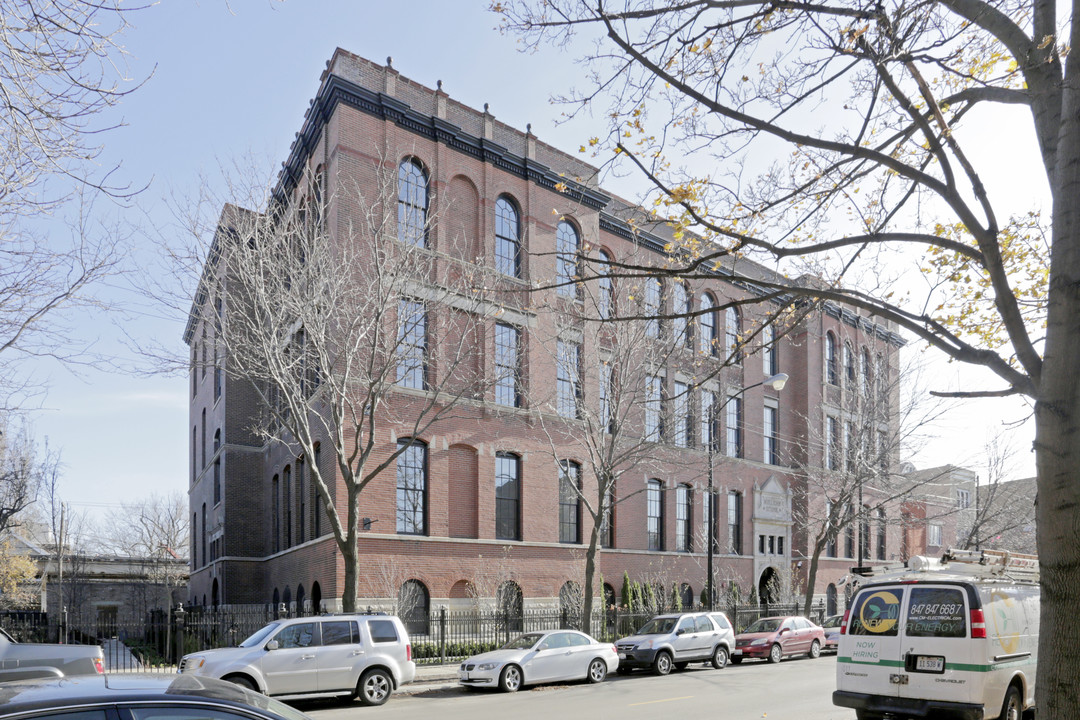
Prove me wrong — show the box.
[0,600,825,672]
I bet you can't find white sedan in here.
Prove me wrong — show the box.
[458,630,619,692]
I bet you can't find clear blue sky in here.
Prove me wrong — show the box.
[28,0,1036,520]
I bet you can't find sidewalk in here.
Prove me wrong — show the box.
[400,663,460,694]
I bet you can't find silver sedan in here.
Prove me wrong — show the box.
[459,630,619,692]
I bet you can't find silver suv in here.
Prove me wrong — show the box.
[179,614,415,705]
[615,611,735,675]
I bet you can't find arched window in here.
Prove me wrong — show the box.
[861,348,872,397]
[725,307,741,362]
[699,294,717,355]
[763,325,778,376]
[201,503,207,565]
[679,583,694,610]
[495,452,521,541]
[396,440,427,535]
[213,429,221,505]
[296,584,306,614]
[826,584,838,615]
[397,158,428,247]
[597,250,614,319]
[672,283,691,348]
[311,582,322,615]
[644,277,662,338]
[676,484,692,553]
[400,579,430,635]
[496,580,524,632]
[271,474,280,553]
[559,581,582,629]
[556,220,580,297]
[495,195,521,277]
[876,508,887,560]
[559,461,581,544]
[272,587,280,611]
[647,479,664,551]
[284,465,292,548]
[844,342,856,386]
[825,332,838,385]
[296,455,305,542]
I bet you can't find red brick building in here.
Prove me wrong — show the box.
[185,50,909,616]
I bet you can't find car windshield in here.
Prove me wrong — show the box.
[501,633,545,650]
[822,615,843,628]
[743,618,782,634]
[239,622,281,648]
[636,618,678,635]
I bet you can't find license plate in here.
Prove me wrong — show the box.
[461,672,469,680]
[618,653,626,660]
[915,656,944,672]
[732,649,743,656]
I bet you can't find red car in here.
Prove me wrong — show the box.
[731,616,825,664]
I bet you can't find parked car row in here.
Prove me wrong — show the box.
[458,611,827,693]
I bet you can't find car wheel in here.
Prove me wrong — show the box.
[587,658,607,683]
[225,676,256,691]
[652,651,673,676]
[357,668,392,706]
[808,640,821,659]
[499,664,523,692]
[768,643,783,664]
[999,685,1022,720]
[711,645,729,669]
[730,655,743,665]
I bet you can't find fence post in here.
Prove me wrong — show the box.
[439,608,447,665]
[174,604,186,664]
[61,606,68,645]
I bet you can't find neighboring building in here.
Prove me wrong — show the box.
[974,476,1037,555]
[185,49,909,616]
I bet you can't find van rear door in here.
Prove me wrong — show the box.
[839,585,905,699]
[897,583,978,706]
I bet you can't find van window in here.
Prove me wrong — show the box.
[368,619,399,643]
[709,613,731,630]
[906,587,966,638]
[848,588,902,636]
[695,616,714,633]
[321,620,359,645]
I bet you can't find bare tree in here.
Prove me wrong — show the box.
[0,415,58,536]
[191,157,494,612]
[495,1,1079,710]
[960,435,1037,554]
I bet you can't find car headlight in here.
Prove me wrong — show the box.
[751,638,770,646]
[477,663,499,671]
[635,640,653,650]
[183,657,206,670]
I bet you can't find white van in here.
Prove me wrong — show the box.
[833,549,1038,720]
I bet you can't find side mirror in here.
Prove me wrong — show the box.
[778,628,790,636]
[675,628,685,636]
[265,640,280,651]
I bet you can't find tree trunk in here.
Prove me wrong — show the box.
[1037,21,1080,714]
[803,541,826,617]
[339,487,361,613]
[581,524,602,635]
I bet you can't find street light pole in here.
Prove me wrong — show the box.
[706,372,788,611]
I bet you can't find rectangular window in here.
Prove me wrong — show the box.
[845,504,856,557]
[645,375,663,442]
[647,481,664,551]
[826,416,839,470]
[848,587,901,636]
[599,360,614,434]
[321,621,360,645]
[956,489,971,509]
[758,534,766,554]
[676,485,692,552]
[764,402,778,465]
[725,395,742,458]
[556,339,582,418]
[396,299,427,389]
[495,323,521,407]
[877,510,887,560]
[928,523,943,547]
[559,462,581,544]
[768,535,775,554]
[673,381,691,448]
[844,421,855,471]
[728,491,742,555]
[826,499,837,557]
[700,390,717,450]
[777,536,784,555]
[762,325,778,376]
[495,453,521,541]
[396,441,426,535]
[601,487,614,548]
[906,587,967,638]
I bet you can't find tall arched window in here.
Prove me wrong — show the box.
[647,479,664,551]
[396,440,427,535]
[672,283,690,348]
[763,325,778,376]
[497,580,524,632]
[556,220,580,297]
[397,158,428,247]
[296,456,305,542]
[861,348,872,397]
[844,342,856,386]
[644,277,662,338]
[876,508,887,560]
[826,584,838,615]
[212,429,221,505]
[725,307,741,362]
[560,581,582,628]
[271,474,280,553]
[597,250,614,319]
[825,332,838,385]
[495,452,521,541]
[400,579,430,635]
[676,484,692,553]
[559,461,581,544]
[700,294,717,355]
[201,503,207,566]
[283,465,292,548]
[495,195,521,277]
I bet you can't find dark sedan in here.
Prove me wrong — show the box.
[0,673,314,720]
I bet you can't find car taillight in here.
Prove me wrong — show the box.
[406,643,412,661]
[611,644,618,654]
[840,610,851,635]
[970,609,987,639]
[93,657,104,674]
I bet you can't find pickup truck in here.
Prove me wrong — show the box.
[0,627,104,682]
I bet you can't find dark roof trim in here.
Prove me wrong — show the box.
[824,303,905,347]
[273,74,611,212]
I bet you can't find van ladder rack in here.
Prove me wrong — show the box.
[940,548,1040,583]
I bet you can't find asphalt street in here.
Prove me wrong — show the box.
[296,654,858,720]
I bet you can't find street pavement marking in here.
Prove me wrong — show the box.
[628,696,694,707]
